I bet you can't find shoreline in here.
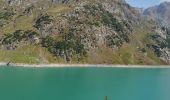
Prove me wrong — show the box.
[0,62,170,68]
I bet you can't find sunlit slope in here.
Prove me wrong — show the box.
[0,0,169,64]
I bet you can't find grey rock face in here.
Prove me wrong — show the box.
[160,48,170,64]
[144,2,170,32]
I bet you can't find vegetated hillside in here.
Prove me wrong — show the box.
[0,0,169,65]
[144,1,170,64]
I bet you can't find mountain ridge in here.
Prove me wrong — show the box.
[144,2,170,31]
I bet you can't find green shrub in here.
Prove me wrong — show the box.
[2,30,39,45]
[41,31,87,60]
[2,33,14,44]
[166,38,170,48]
[0,11,15,20]
[35,15,53,29]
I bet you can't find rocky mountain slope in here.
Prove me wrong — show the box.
[0,0,169,65]
[144,2,170,30]
[144,2,170,64]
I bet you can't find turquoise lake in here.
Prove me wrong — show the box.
[0,66,170,100]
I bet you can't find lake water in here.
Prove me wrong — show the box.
[0,66,170,100]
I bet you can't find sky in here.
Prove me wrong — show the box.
[126,0,170,8]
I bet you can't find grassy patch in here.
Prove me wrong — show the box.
[48,5,73,15]
[0,45,63,64]
[0,15,36,35]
